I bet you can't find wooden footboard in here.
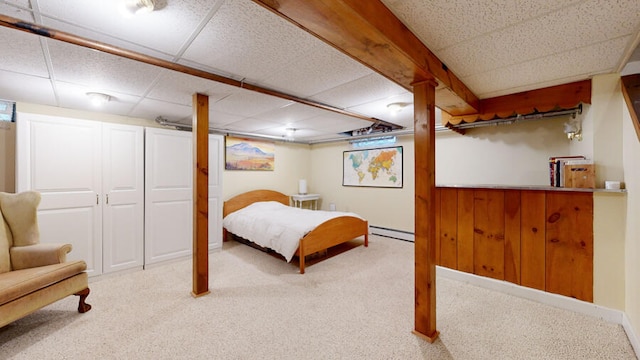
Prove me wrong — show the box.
[223,189,369,274]
[296,216,369,274]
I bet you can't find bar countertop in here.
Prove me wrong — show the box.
[436,184,627,193]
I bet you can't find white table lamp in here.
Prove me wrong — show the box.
[298,179,307,195]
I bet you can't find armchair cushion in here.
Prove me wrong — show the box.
[0,191,41,247]
[10,243,72,270]
[0,260,87,306]
[0,211,12,273]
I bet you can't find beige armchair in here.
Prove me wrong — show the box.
[0,191,91,328]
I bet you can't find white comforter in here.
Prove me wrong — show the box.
[223,201,363,262]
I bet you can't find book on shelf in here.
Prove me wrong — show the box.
[548,155,586,187]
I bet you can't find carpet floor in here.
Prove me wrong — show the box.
[0,235,636,359]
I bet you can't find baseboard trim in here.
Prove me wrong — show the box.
[369,225,414,242]
[622,312,640,357]
[436,266,623,323]
[372,225,639,357]
[437,266,640,358]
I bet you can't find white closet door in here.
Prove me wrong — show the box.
[208,134,223,250]
[102,123,144,273]
[144,127,193,265]
[16,113,103,276]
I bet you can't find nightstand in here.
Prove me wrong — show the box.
[291,194,320,210]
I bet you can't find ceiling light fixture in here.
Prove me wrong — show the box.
[285,128,296,137]
[86,92,111,107]
[119,0,155,17]
[387,102,409,115]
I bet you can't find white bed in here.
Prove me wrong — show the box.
[222,190,369,273]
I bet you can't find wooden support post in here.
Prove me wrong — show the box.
[192,93,210,298]
[412,80,439,342]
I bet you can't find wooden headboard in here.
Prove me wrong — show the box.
[223,190,290,217]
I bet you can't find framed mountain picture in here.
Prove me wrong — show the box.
[225,136,275,171]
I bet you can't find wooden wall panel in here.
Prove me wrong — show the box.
[434,188,441,265]
[473,190,505,280]
[503,190,521,284]
[439,188,458,269]
[520,191,546,291]
[545,192,593,302]
[456,189,475,273]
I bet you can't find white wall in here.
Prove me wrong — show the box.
[590,75,625,187]
[435,117,571,186]
[622,84,640,343]
[310,116,572,232]
[311,135,415,231]
[222,141,311,200]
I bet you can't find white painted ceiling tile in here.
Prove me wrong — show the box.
[129,98,192,122]
[253,103,328,125]
[40,17,175,63]
[224,117,281,132]
[259,125,328,140]
[311,73,408,109]
[0,1,34,21]
[258,44,373,98]
[439,0,640,78]
[212,89,293,118]
[147,70,240,106]
[209,111,245,128]
[465,36,631,98]
[182,0,318,83]
[0,71,56,106]
[347,93,414,126]
[381,0,585,51]
[0,27,49,77]
[293,114,373,134]
[46,39,163,96]
[55,81,139,116]
[37,0,222,56]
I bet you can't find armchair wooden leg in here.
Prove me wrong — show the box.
[75,288,92,313]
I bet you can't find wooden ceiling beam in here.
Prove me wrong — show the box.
[253,0,480,116]
[621,74,640,142]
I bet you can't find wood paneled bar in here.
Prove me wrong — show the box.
[434,185,607,302]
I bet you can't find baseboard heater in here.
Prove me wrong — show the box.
[369,225,415,242]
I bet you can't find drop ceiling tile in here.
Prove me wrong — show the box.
[146,70,240,106]
[0,1,34,21]
[465,36,631,98]
[0,71,56,106]
[46,39,163,96]
[253,103,328,125]
[311,73,408,109]
[347,92,414,125]
[55,81,140,116]
[258,125,328,140]
[224,117,281,132]
[182,0,318,83]
[209,111,244,128]
[37,0,222,56]
[381,0,585,51]
[438,0,640,77]
[212,88,293,118]
[258,44,374,98]
[40,17,175,63]
[293,113,373,134]
[129,98,192,122]
[0,27,49,77]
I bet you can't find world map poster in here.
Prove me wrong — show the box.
[343,146,403,188]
